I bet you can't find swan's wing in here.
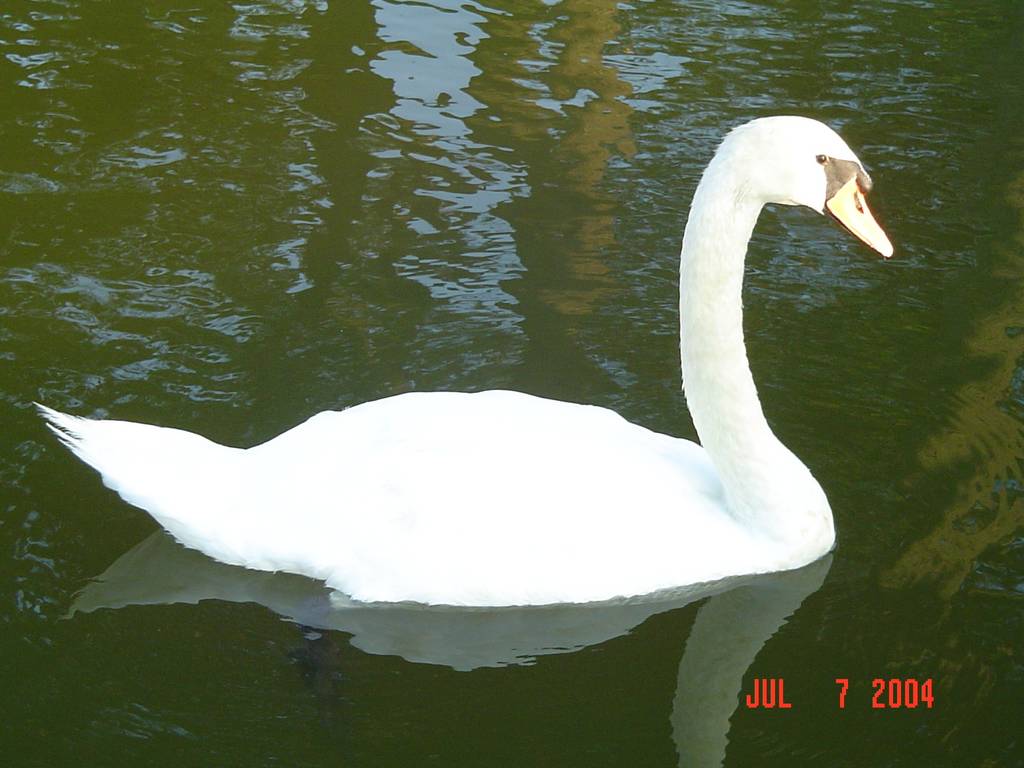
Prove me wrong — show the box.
[242,391,750,605]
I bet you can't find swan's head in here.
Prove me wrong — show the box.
[720,116,893,258]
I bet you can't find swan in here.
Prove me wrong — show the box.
[39,116,892,607]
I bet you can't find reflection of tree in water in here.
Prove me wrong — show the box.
[881,163,1024,598]
[264,0,638,404]
[468,0,636,393]
[535,0,636,317]
[471,0,637,322]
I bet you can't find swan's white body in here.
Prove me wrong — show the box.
[42,116,890,607]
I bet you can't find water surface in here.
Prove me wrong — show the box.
[2,1,1022,765]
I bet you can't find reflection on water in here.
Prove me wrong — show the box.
[72,530,830,766]
[369,0,525,323]
[3,0,1024,765]
[355,0,637,396]
[881,134,1024,600]
[501,0,634,318]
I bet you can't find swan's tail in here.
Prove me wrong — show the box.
[37,404,242,548]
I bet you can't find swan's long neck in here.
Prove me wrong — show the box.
[679,148,832,545]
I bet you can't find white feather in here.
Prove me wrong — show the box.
[40,117,869,606]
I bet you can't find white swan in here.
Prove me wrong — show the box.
[40,116,892,607]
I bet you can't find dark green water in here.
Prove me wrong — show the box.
[2,0,1023,765]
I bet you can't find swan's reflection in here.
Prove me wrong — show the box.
[72,531,829,766]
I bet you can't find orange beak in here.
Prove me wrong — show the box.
[825,177,893,259]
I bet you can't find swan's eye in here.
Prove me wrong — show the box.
[816,154,828,165]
